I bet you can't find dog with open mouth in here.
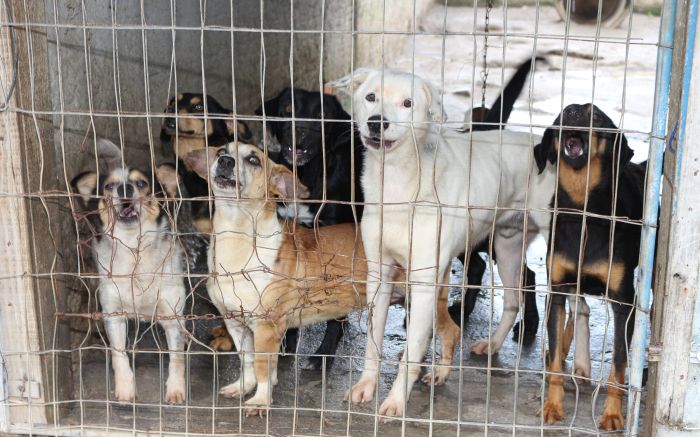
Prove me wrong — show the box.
[534,103,645,431]
[185,142,460,416]
[160,92,252,233]
[329,68,556,418]
[71,139,187,404]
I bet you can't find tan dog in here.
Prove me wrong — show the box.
[186,143,460,415]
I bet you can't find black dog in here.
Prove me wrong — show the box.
[256,87,364,226]
[534,103,644,431]
[160,93,252,233]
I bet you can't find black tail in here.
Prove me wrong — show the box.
[473,56,544,131]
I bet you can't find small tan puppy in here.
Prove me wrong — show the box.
[186,143,460,415]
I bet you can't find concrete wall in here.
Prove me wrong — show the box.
[44,0,431,175]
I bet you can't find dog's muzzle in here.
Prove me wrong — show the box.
[113,184,140,223]
[363,115,395,149]
[214,155,236,189]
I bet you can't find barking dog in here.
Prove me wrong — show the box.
[71,139,187,404]
[160,92,252,232]
[185,143,460,415]
[534,104,644,431]
[331,69,555,418]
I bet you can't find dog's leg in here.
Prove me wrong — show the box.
[566,295,591,380]
[345,263,395,404]
[219,319,257,398]
[423,270,460,386]
[380,266,445,419]
[543,291,567,424]
[471,233,524,354]
[512,266,539,342]
[245,320,285,416]
[599,300,634,431]
[159,318,186,404]
[303,318,345,370]
[210,323,235,351]
[104,314,135,401]
[448,251,483,325]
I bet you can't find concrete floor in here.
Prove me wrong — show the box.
[61,4,657,436]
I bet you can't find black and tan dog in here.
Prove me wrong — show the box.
[160,93,252,232]
[534,104,644,431]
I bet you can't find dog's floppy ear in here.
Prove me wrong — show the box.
[225,113,252,141]
[96,138,124,171]
[421,79,445,124]
[255,88,288,116]
[185,148,220,181]
[155,163,180,197]
[534,127,558,174]
[71,171,98,207]
[268,164,310,200]
[614,132,634,169]
[326,68,374,97]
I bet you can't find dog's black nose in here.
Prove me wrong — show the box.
[164,118,176,129]
[117,184,134,199]
[218,155,235,172]
[367,114,389,135]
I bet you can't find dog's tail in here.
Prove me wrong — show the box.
[472,56,545,131]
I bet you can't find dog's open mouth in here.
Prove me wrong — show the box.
[214,175,236,189]
[564,136,584,158]
[117,203,139,223]
[363,136,396,150]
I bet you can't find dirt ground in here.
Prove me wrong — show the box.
[62,4,659,436]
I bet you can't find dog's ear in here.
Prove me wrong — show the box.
[326,68,374,97]
[534,127,558,174]
[95,138,124,171]
[614,132,634,169]
[71,171,98,207]
[421,79,445,124]
[255,89,288,116]
[185,148,220,181]
[225,113,252,141]
[268,164,310,200]
[155,163,180,198]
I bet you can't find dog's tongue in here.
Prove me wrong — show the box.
[121,206,135,217]
[565,137,584,158]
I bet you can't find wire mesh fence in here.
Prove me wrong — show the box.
[0,0,670,435]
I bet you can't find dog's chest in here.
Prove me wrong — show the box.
[93,230,183,314]
[207,220,283,315]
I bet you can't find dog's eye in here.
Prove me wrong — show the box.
[104,183,114,191]
[192,104,204,112]
[247,155,261,167]
[284,103,292,114]
[135,180,147,189]
[365,93,376,102]
[403,98,412,108]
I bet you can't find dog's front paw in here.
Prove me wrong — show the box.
[422,366,450,386]
[378,396,404,421]
[165,378,186,404]
[220,379,256,398]
[344,376,376,403]
[542,399,564,424]
[114,380,135,402]
[599,397,624,431]
[470,338,501,355]
[244,393,271,417]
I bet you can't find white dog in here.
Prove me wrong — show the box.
[72,140,187,404]
[329,69,556,417]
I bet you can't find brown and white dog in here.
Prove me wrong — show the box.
[185,142,460,415]
[71,139,187,404]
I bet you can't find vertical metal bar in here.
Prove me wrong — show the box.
[627,0,677,435]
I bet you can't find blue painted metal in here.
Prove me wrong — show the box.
[626,0,677,435]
